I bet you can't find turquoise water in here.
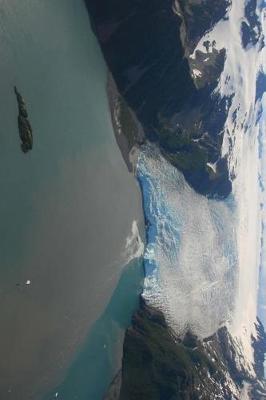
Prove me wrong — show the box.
[45,258,143,400]
[0,1,143,398]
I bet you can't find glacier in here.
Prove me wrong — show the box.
[137,145,238,338]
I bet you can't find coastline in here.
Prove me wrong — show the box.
[106,73,145,173]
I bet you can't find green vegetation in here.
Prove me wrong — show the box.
[119,300,221,400]
[166,145,208,172]
[117,95,142,149]
[156,116,209,174]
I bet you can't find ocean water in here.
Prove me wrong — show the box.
[45,257,143,400]
[0,1,143,398]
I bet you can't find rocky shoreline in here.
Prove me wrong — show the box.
[107,73,144,173]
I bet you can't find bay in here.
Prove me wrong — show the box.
[0,0,143,398]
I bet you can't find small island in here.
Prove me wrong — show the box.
[14,86,33,153]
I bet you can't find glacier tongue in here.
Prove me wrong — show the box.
[137,144,238,338]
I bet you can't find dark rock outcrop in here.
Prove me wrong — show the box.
[241,0,264,50]
[104,371,122,400]
[14,86,33,153]
[177,0,231,52]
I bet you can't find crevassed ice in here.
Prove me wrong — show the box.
[137,145,238,338]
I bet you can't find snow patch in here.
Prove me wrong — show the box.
[191,68,202,78]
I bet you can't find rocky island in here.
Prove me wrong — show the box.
[14,86,33,153]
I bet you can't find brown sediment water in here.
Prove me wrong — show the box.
[0,0,143,398]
